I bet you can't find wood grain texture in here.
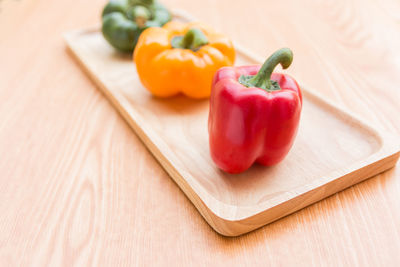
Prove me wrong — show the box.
[1,0,400,265]
[65,19,400,236]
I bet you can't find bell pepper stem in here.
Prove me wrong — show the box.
[132,6,150,28]
[239,48,293,92]
[142,0,154,4]
[171,28,208,51]
[129,0,154,6]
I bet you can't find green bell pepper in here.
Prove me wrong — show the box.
[102,0,171,53]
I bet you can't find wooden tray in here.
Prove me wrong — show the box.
[64,10,400,236]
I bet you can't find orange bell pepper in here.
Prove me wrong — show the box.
[133,21,235,98]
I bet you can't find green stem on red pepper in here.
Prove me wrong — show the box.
[239,48,293,92]
[171,28,209,51]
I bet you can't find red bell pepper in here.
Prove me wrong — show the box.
[208,48,302,174]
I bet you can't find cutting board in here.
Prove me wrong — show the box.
[64,10,400,236]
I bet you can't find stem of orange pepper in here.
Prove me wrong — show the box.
[171,28,208,51]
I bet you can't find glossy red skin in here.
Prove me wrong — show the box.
[208,65,303,174]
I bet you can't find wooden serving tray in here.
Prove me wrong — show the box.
[64,10,400,236]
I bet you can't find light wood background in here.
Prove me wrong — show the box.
[1,0,400,265]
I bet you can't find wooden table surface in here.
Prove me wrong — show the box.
[1,0,400,266]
